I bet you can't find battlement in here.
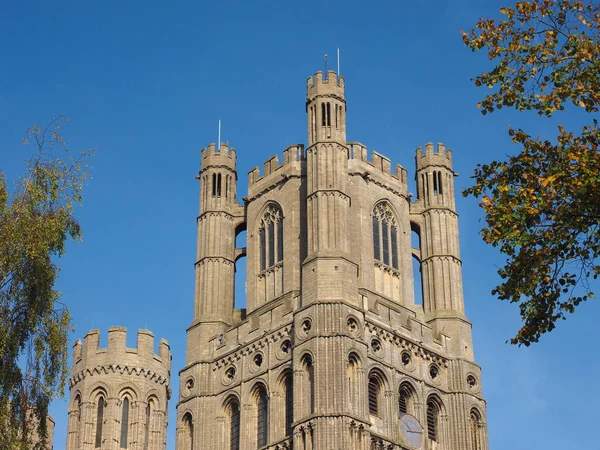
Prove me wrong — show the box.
[72,327,171,374]
[348,142,408,186]
[307,70,345,100]
[201,142,237,171]
[415,142,453,170]
[248,144,305,187]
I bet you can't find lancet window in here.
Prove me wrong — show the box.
[372,203,399,270]
[256,385,269,447]
[426,397,441,442]
[259,205,283,272]
[95,396,105,448]
[120,397,130,449]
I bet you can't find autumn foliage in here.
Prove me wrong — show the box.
[0,117,93,448]
[461,0,600,345]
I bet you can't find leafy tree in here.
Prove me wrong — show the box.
[461,0,600,345]
[0,116,93,449]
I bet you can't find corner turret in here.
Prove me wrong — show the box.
[306,70,346,145]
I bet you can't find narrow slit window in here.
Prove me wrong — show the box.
[368,377,379,416]
[438,171,443,195]
[427,400,439,441]
[470,411,480,450]
[217,173,222,197]
[382,220,390,266]
[335,104,338,129]
[326,102,331,126]
[259,228,266,271]
[230,402,240,450]
[95,398,104,448]
[285,375,293,437]
[373,215,380,261]
[144,402,151,450]
[120,397,129,449]
[321,103,326,126]
[257,388,269,447]
[433,171,438,194]
[268,220,275,268]
[212,173,217,197]
[391,226,398,269]
[277,218,284,263]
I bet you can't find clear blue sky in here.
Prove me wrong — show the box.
[1,1,598,449]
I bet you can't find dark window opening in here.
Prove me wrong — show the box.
[382,219,390,266]
[120,397,129,449]
[230,402,241,450]
[217,173,222,197]
[373,216,380,261]
[433,171,438,194]
[321,103,326,126]
[368,376,380,415]
[438,171,443,195]
[259,228,266,271]
[268,220,275,267]
[427,400,439,441]
[257,388,269,447]
[95,398,104,448]
[277,219,284,263]
[391,226,398,269]
[285,375,293,437]
[326,102,331,126]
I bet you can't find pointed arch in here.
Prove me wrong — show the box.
[426,395,444,442]
[398,381,417,416]
[182,412,194,450]
[372,201,400,270]
[367,368,388,417]
[470,408,483,450]
[223,394,241,450]
[252,383,269,448]
[257,203,284,272]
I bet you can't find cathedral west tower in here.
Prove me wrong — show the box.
[175,69,489,450]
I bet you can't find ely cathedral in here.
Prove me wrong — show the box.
[62,68,489,450]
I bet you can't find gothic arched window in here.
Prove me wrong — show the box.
[368,371,385,417]
[373,203,399,269]
[120,397,130,449]
[256,386,269,447]
[228,398,241,450]
[470,409,482,450]
[95,396,105,448]
[284,372,294,437]
[426,397,441,442]
[259,205,283,272]
[398,382,416,416]
[182,413,194,450]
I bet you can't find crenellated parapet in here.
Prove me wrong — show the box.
[415,142,453,171]
[201,142,237,172]
[71,327,171,377]
[247,144,305,194]
[348,142,409,196]
[67,327,171,450]
[306,70,345,102]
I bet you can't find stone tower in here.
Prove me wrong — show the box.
[176,69,488,450]
[66,327,171,450]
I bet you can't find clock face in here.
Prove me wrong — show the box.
[399,414,424,449]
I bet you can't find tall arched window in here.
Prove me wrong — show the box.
[347,353,360,415]
[227,398,241,450]
[256,386,269,447]
[95,397,105,448]
[284,372,294,437]
[120,397,130,449]
[258,205,284,272]
[470,409,482,450]
[398,383,415,416]
[182,413,194,450]
[368,374,382,416]
[372,203,399,270]
[426,397,441,442]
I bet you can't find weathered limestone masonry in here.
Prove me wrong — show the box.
[66,327,171,450]
[176,69,489,450]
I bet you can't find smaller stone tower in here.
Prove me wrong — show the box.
[66,327,171,450]
[187,143,245,365]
